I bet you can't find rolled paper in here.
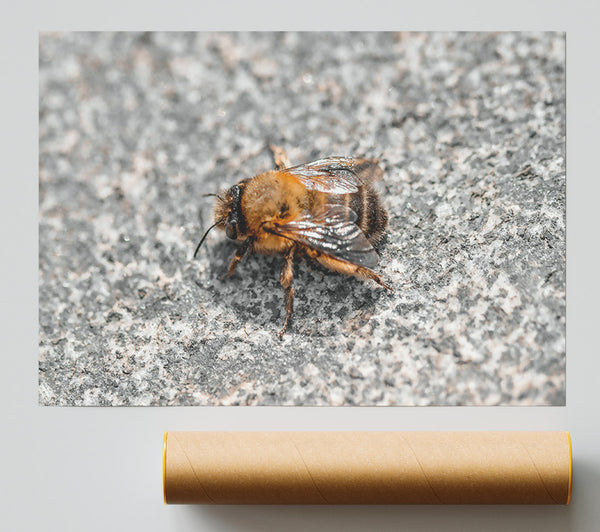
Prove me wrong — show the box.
[163,431,572,505]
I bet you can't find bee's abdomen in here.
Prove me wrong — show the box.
[347,185,388,246]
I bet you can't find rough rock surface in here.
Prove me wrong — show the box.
[39,32,565,405]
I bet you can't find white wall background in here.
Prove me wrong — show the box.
[2,1,598,530]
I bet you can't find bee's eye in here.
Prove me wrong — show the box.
[225,222,237,240]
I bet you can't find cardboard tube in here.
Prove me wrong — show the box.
[163,431,572,505]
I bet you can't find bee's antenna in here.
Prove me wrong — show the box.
[193,222,219,259]
[202,193,224,202]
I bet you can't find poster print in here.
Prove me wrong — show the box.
[39,32,565,405]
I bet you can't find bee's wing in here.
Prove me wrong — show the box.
[270,204,379,268]
[283,157,382,194]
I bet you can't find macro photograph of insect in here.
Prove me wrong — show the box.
[39,32,565,406]
[193,147,392,337]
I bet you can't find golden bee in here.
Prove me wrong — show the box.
[194,146,392,335]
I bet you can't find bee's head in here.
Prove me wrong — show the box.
[193,179,250,259]
[212,183,243,241]
[213,180,248,241]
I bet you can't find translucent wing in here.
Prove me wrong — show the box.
[269,204,379,268]
[282,157,382,194]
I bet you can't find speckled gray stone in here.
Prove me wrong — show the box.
[39,32,565,406]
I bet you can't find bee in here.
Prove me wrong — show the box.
[194,146,392,336]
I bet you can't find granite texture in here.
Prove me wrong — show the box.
[39,32,565,406]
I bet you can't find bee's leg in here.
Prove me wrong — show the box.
[269,144,292,170]
[225,238,253,279]
[315,254,393,292]
[278,245,296,337]
[354,266,394,292]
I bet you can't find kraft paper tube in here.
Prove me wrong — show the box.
[163,431,572,505]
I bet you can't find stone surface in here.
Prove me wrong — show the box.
[39,32,565,406]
